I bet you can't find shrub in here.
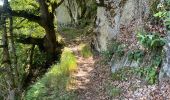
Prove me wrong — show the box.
[134,31,165,84]
[137,32,166,49]
[128,50,145,62]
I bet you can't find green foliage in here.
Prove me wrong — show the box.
[154,10,170,30]
[164,10,170,29]
[13,18,45,38]
[154,11,167,18]
[135,66,157,84]
[79,43,92,58]
[154,0,170,30]
[133,31,164,84]
[115,31,165,84]
[25,48,77,100]
[10,0,39,15]
[101,50,112,62]
[32,47,50,66]
[133,0,170,84]
[128,50,144,62]
[137,32,166,49]
[111,65,159,84]
[102,42,125,62]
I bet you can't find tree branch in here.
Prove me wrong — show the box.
[16,36,45,52]
[11,10,42,26]
[16,36,43,45]
[16,36,64,52]
[52,0,65,13]
[0,45,7,48]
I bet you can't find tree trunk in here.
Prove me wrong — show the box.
[1,14,15,100]
[38,0,57,59]
[9,13,19,85]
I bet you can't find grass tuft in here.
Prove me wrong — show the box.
[25,47,77,100]
[79,43,93,58]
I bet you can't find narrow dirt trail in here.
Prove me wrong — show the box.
[68,44,111,100]
[59,28,112,99]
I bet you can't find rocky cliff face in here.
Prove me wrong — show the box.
[94,0,148,72]
[94,0,151,51]
[94,0,170,79]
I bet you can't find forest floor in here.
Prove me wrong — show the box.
[61,28,170,100]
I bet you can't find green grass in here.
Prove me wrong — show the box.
[25,47,77,100]
[79,43,93,58]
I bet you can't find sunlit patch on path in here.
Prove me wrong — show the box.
[68,44,111,100]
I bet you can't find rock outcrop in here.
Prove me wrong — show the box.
[94,0,151,52]
[93,0,170,79]
[160,30,170,79]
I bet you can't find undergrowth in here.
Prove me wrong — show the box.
[111,31,166,84]
[101,41,125,63]
[25,47,77,100]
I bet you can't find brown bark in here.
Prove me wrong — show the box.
[38,0,57,57]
